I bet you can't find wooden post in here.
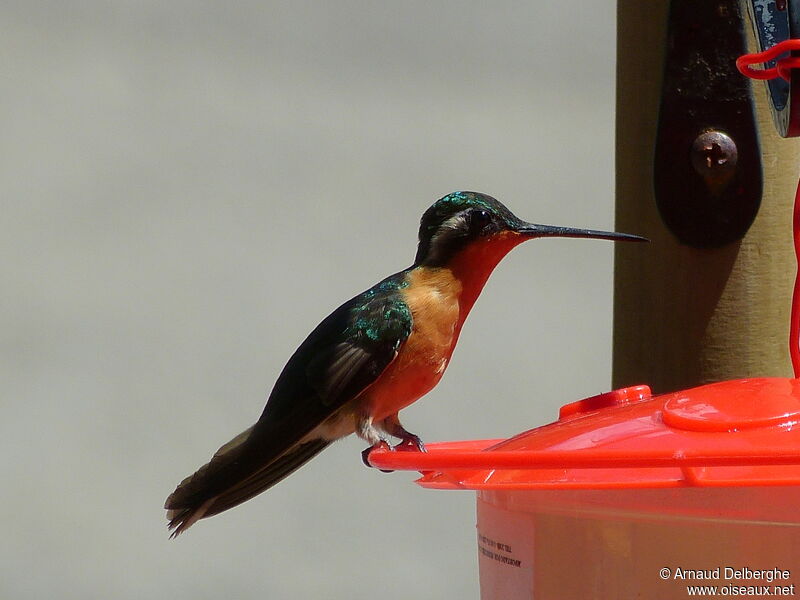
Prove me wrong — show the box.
[613,1,800,393]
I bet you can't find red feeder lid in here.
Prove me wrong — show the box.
[367,378,800,490]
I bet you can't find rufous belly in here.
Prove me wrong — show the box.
[364,266,462,422]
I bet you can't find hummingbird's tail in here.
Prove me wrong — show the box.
[164,427,331,538]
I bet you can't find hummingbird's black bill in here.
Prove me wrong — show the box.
[516,223,648,243]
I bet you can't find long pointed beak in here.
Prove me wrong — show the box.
[515,223,648,243]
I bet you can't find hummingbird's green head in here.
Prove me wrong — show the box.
[414,191,646,267]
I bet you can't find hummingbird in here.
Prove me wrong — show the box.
[165,191,646,536]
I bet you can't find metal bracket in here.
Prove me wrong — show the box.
[744,0,800,137]
[654,0,763,248]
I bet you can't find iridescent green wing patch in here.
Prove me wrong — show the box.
[305,273,412,408]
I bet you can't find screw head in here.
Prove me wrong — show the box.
[691,130,738,177]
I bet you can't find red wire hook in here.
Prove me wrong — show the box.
[736,39,800,81]
[738,40,800,376]
[789,183,800,377]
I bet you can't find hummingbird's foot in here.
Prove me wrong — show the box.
[361,441,394,472]
[393,434,426,453]
[379,414,427,452]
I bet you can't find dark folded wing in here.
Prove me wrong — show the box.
[165,273,413,532]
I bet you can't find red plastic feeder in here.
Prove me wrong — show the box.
[369,378,800,599]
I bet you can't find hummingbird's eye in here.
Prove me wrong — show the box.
[470,209,493,234]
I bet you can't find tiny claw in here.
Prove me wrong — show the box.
[393,435,427,453]
[361,441,394,472]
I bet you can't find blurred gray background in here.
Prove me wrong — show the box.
[2,2,617,598]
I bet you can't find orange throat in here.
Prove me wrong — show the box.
[445,230,528,319]
[361,231,528,423]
